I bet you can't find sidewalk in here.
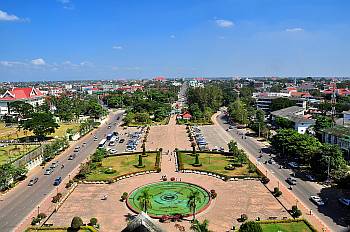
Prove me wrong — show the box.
[211,112,330,232]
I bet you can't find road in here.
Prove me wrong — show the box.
[216,113,348,232]
[0,111,124,232]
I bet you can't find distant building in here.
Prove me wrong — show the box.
[0,87,45,116]
[176,112,192,120]
[117,85,144,93]
[271,106,315,134]
[154,76,166,81]
[254,92,307,113]
[189,80,204,88]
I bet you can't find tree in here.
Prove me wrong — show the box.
[20,112,59,140]
[71,216,83,230]
[9,101,34,119]
[137,190,152,213]
[236,150,248,166]
[239,221,263,232]
[89,217,98,226]
[228,99,248,124]
[270,98,296,111]
[275,117,293,129]
[190,219,211,232]
[187,191,201,221]
[314,116,333,140]
[311,144,346,179]
[228,140,239,155]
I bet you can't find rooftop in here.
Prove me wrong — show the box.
[322,125,350,139]
[271,106,305,118]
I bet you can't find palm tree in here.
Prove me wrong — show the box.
[190,219,211,232]
[137,189,152,213]
[187,190,201,221]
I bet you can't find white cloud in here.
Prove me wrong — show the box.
[57,0,75,10]
[57,0,70,3]
[170,34,176,39]
[0,10,20,21]
[112,45,123,50]
[215,19,234,28]
[285,27,304,32]
[31,58,46,65]
[0,61,26,67]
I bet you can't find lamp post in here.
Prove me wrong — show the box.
[37,205,40,216]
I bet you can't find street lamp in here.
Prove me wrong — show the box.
[37,205,40,216]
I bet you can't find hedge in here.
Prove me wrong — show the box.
[25,225,98,232]
[258,218,317,232]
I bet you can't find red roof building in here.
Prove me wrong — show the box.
[176,112,192,120]
[154,76,166,81]
[0,87,45,116]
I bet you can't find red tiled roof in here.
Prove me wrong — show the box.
[0,87,43,101]
[154,76,166,81]
[290,92,312,98]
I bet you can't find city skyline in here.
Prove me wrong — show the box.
[1,0,350,81]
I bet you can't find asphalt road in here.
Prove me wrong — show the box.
[216,113,348,232]
[0,111,124,232]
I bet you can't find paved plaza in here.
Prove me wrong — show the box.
[46,116,290,231]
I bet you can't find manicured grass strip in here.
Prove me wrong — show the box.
[260,221,313,232]
[86,152,159,181]
[0,144,39,165]
[178,151,260,178]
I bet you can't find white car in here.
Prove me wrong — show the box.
[288,162,299,169]
[310,196,325,206]
[44,168,53,175]
[109,149,117,154]
[339,198,350,206]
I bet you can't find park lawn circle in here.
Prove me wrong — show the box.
[127,181,211,218]
[260,221,313,232]
[178,151,260,178]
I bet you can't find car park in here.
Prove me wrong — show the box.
[53,176,62,186]
[310,196,325,206]
[28,177,39,186]
[68,154,76,160]
[286,177,297,185]
[338,197,350,206]
[44,168,53,175]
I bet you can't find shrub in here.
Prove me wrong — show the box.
[31,217,41,225]
[71,216,83,230]
[239,221,263,232]
[291,205,302,218]
[66,180,74,188]
[273,187,282,197]
[120,192,128,202]
[89,217,98,226]
[240,214,248,222]
[261,176,270,184]
[37,213,47,219]
[170,177,175,181]
[52,193,63,203]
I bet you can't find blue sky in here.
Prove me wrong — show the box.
[0,0,350,81]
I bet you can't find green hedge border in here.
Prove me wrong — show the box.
[258,218,317,232]
[176,150,262,180]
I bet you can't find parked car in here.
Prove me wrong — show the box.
[53,176,62,186]
[94,137,98,141]
[50,161,59,169]
[28,177,39,186]
[310,196,325,206]
[109,149,117,154]
[286,177,297,185]
[305,174,316,181]
[338,197,350,206]
[288,162,299,169]
[68,154,76,160]
[82,142,87,147]
[44,168,53,175]
[74,146,80,152]
[119,138,125,143]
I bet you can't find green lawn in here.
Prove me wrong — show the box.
[0,122,79,140]
[86,152,159,181]
[0,144,39,165]
[178,152,260,177]
[261,221,313,232]
[26,226,96,232]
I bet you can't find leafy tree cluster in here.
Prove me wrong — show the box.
[249,109,269,138]
[187,85,223,122]
[270,98,296,111]
[228,99,249,125]
[105,89,173,124]
[0,163,27,190]
[43,137,69,161]
[20,112,59,140]
[271,129,347,179]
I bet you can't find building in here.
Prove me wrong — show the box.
[254,93,307,113]
[321,126,350,160]
[0,87,45,116]
[121,212,165,232]
[271,106,315,134]
[176,112,192,120]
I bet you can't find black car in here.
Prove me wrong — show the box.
[119,138,125,143]
[68,154,76,160]
[28,177,39,186]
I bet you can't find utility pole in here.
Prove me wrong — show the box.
[327,156,330,182]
